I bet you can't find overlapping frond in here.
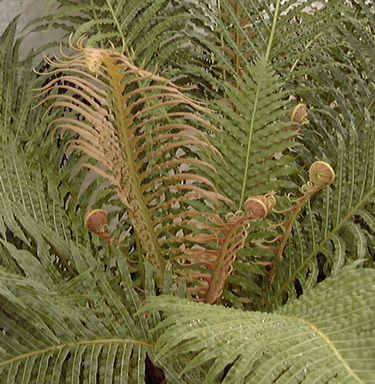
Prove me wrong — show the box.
[174,56,304,308]
[1,2,375,382]
[0,22,107,273]
[0,254,168,384]
[270,130,375,307]
[144,268,375,383]
[0,22,73,276]
[28,0,193,70]
[0,135,106,284]
[265,3,375,308]
[0,154,186,382]
[172,0,342,93]
[0,32,168,377]
[0,19,41,143]
[36,38,232,286]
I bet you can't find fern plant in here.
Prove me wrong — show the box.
[0,0,375,383]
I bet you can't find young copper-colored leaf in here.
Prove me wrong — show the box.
[36,37,232,286]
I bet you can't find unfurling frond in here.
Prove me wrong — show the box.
[84,209,126,247]
[177,193,275,304]
[308,161,335,188]
[36,37,231,286]
[254,161,336,262]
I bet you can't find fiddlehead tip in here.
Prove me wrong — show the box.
[309,161,335,187]
[245,194,276,219]
[84,209,108,234]
[288,103,308,123]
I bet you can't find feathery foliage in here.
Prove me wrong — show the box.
[0,0,375,382]
[201,57,300,209]
[0,256,156,384]
[144,268,375,383]
[28,0,195,70]
[263,0,375,310]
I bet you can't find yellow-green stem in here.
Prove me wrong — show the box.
[0,338,153,367]
[104,58,165,286]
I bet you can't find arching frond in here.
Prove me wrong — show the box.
[0,255,170,384]
[36,38,232,286]
[144,268,375,383]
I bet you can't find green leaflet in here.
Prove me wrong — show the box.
[144,268,375,384]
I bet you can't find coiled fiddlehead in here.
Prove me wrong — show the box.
[84,209,126,247]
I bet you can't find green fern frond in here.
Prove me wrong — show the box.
[144,268,375,383]
[201,57,300,210]
[0,131,97,279]
[0,95,100,282]
[0,256,162,384]
[176,0,341,90]
[31,0,194,71]
[265,5,375,307]
[272,132,375,307]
